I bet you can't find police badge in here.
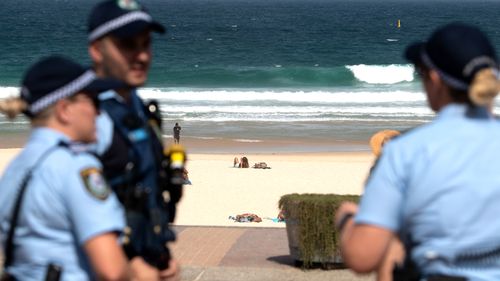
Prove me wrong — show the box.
[81,167,110,200]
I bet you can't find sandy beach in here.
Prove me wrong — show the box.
[0,144,374,228]
[175,151,373,227]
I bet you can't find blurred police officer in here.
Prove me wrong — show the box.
[0,56,129,280]
[336,23,500,281]
[87,1,180,280]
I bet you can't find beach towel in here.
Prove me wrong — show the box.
[229,213,262,223]
[253,162,271,169]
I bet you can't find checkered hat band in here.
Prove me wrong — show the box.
[463,56,497,77]
[421,51,469,91]
[29,70,96,114]
[88,11,152,42]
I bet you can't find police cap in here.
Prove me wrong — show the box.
[21,55,123,116]
[87,0,166,42]
[405,22,498,90]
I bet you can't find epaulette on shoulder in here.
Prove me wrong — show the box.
[65,142,94,155]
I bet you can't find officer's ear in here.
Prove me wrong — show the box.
[53,99,73,125]
[89,40,104,64]
[428,69,443,87]
[427,69,453,111]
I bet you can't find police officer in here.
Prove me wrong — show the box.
[0,56,129,280]
[336,23,500,281]
[87,1,180,280]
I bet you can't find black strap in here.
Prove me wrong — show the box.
[3,144,65,268]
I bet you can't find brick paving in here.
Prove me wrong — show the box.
[172,226,247,266]
[171,226,375,281]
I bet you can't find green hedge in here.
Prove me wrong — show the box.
[279,193,360,268]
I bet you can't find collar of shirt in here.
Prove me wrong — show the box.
[29,127,71,147]
[99,89,126,103]
[436,103,492,121]
[99,89,146,120]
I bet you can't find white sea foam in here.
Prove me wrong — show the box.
[5,86,500,124]
[0,87,422,103]
[346,64,414,84]
[137,88,425,103]
[160,105,432,115]
[234,139,263,143]
[0,87,21,98]
[178,116,430,122]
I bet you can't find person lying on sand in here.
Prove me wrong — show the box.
[228,213,262,222]
[253,162,271,169]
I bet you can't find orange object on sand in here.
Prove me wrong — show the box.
[369,130,401,157]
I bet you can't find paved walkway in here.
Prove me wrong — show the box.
[171,225,375,281]
[0,226,375,280]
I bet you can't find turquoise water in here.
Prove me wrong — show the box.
[1,0,500,146]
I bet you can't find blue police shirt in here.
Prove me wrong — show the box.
[357,104,500,280]
[0,128,125,281]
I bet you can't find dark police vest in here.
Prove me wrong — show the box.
[99,91,174,268]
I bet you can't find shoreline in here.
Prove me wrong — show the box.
[0,127,372,153]
[165,137,371,154]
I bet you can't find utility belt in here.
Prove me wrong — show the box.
[392,255,467,281]
[122,208,173,270]
[1,264,62,281]
[393,268,467,281]
[426,276,467,281]
[111,180,173,269]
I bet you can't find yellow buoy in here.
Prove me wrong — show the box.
[397,19,401,28]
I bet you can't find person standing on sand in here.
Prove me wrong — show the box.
[336,23,500,280]
[87,0,180,280]
[173,122,181,144]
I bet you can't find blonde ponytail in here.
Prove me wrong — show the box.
[468,68,500,107]
[0,98,27,119]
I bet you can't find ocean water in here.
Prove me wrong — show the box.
[1,0,500,149]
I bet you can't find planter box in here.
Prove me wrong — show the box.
[279,193,360,269]
[285,217,343,265]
